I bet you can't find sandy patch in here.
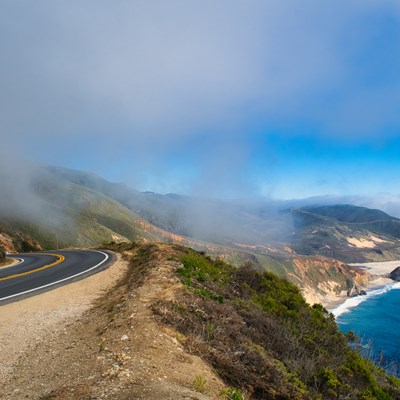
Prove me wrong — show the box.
[349,260,400,275]
[369,235,388,244]
[367,276,394,289]
[347,237,376,248]
[0,252,126,382]
[346,234,389,249]
[302,284,348,309]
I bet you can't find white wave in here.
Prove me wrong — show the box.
[330,283,398,318]
[393,281,400,289]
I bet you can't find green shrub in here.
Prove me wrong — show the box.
[178,252,234,286]
[154,247,400,399]
[194,288,224,303]
[221,387,245,400]
[192,374,207,393]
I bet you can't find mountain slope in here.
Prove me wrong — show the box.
[303,204,398,224]
[289,205,400,262]
[44,165,291,246]
[0,164,172,251]
[42,166,400,263]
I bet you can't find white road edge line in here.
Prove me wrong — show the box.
[0,251,109,302]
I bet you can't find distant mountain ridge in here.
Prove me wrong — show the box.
[303,204,399,224]
[289,204,400,262]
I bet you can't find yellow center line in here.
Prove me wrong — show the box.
[0,254,65,281]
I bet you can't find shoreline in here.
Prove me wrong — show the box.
[325,276,395,314]
[324,259,400,314]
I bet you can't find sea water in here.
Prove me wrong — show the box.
[333,282,400,376]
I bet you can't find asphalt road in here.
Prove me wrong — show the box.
[0,250,114,304]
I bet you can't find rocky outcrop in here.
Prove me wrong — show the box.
[0,230,42,253]
[0,233,16,253]
[347,283,367,297]
[389,266,400,281]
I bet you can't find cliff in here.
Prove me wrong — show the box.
[287,256,370,307]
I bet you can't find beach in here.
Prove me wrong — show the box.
[326,260,400,316]
[349,260,400,276]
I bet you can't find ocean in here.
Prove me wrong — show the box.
[333,282,400,376]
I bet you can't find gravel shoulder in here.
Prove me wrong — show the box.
[0,252,127,384]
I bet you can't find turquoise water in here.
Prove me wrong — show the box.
[334,282,400,376]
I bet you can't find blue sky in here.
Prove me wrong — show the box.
[1,1,400,201]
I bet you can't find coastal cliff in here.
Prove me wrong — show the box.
[287,256,370,307]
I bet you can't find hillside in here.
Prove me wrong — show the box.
[0,164,174,251]
[44,166,290,247]
[2,243,398,399]
[39,167,400,263]
[289,205,400,262]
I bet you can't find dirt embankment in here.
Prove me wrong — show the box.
[0,232,16,253]
[0,246,224,400]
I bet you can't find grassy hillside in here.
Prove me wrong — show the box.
[303,205,398,224]
[106,243,400,399]
[0,166,171,251]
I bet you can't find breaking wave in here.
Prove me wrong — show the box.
[331,282,400,318]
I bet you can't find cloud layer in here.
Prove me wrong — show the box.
[1,1,400,195]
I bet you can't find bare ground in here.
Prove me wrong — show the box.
[0,247,225,399]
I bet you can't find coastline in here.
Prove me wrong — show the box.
[324,260,400,314]
[326,277,395,314]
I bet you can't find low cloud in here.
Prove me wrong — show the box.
[0,152,70,231]
[1,1,400,196]
[1,2,400,143]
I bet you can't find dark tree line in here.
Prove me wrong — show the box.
[0,245,5,262]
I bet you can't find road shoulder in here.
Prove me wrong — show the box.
[0,251,125,386]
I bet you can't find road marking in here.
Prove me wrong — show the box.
[0,254,65,281]
[0,250,110,302]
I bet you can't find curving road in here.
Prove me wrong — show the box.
[0,250,114,304]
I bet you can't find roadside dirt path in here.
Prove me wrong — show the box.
[0,253,127,392]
